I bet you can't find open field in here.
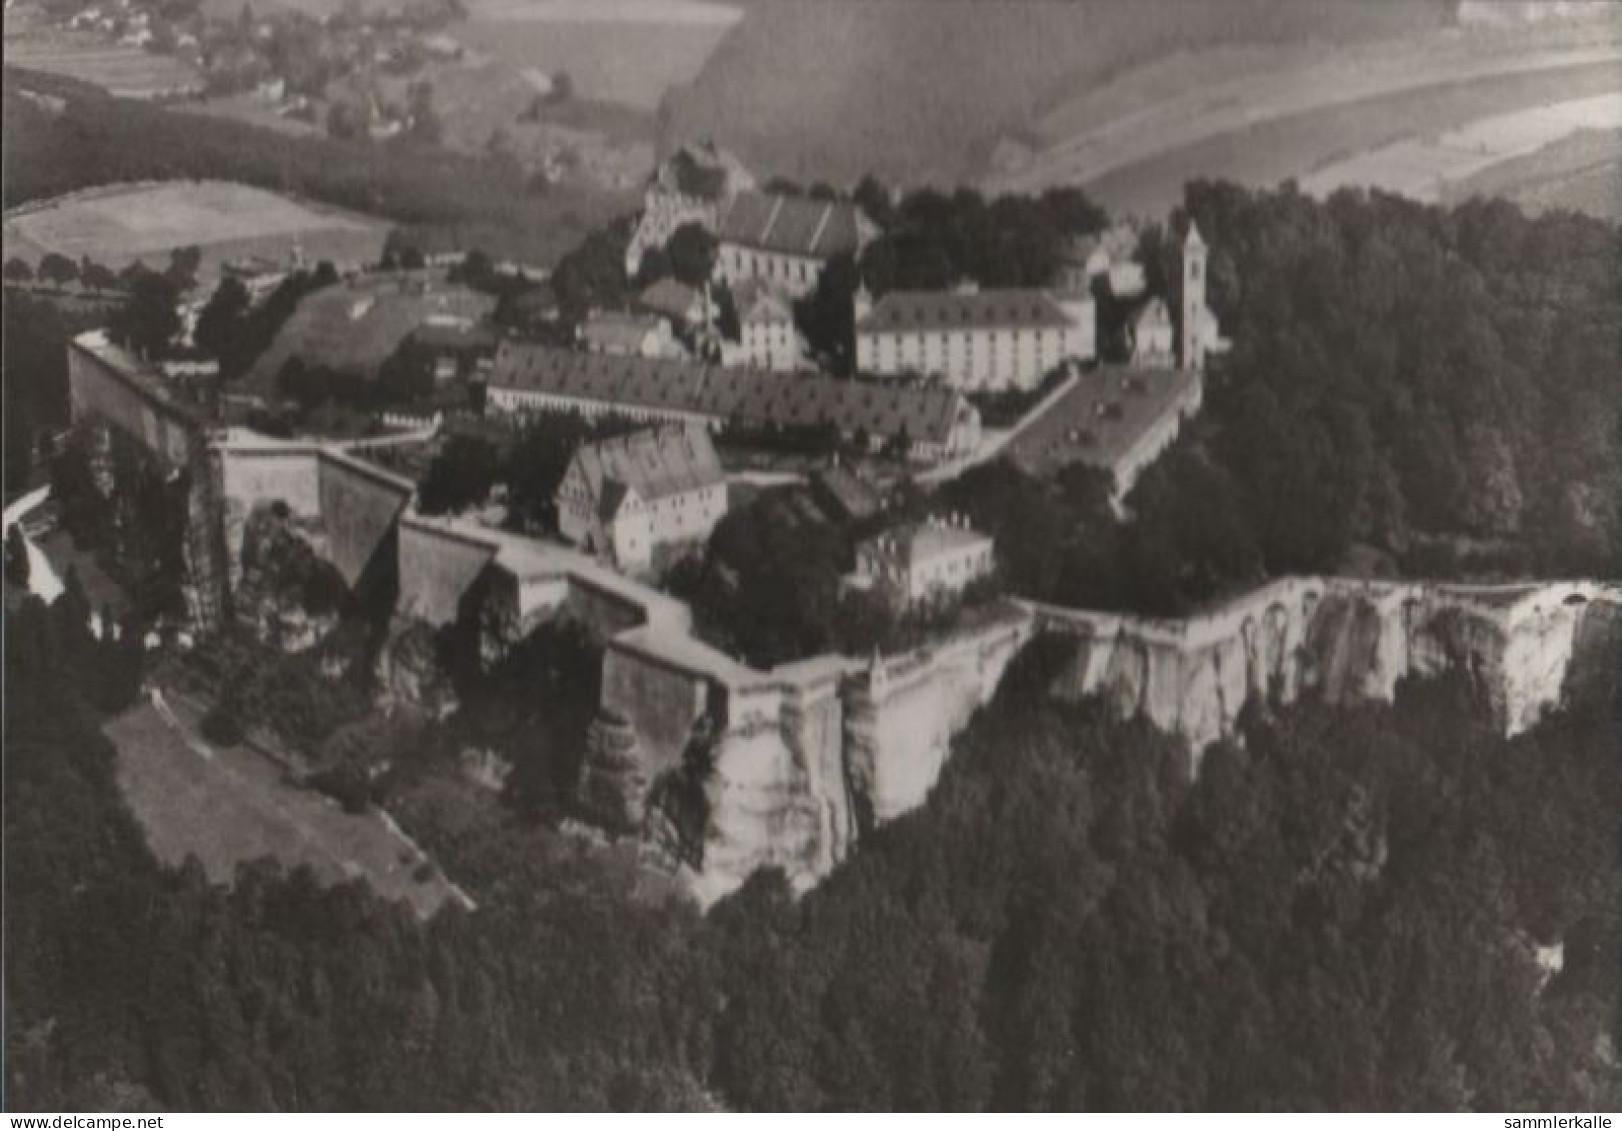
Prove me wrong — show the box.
[449,0,739,109]
[1443,126,1622,220]
[1070,59,1622,218]
[4,26,202,99]
[988,17,1622,213]
[107,691,466,918]
[1302,93,1622,203]
[4,180,390,279]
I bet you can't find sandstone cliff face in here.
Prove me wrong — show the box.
[233,504,344,652]
[585,613,1036,906]
[1039,579,1620,769]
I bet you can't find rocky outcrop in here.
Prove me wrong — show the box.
[585,610,1036,906]
[233,503,344,652]
[1033,578,1621,769]
[374,618,459,718]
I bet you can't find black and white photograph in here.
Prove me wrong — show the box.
[3,0,1619,1116]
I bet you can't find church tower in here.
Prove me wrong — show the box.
[1180,220,1207,372]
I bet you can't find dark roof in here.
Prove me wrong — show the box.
[638,278,702,321]
[567,423,724,517]
[717,191,867,260]
[490,343,973,447]
[857,288,1080,333]
[665,150,730,200]
[812,465,885,522]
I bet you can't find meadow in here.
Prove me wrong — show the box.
[4,179,391,277]
[449,0,738,109]
[4,35,202,99]
[106,692,462,918]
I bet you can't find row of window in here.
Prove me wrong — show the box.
[723,248,818,287]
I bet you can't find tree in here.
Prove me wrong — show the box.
[417,435,500,515]
[5,525,31,589]
[794,253,859,375]
[326,98,366,140]
[166,245,202,292]
[666,223,717,288]
[80,261,118,294]
[37,253,79,291]
[3,257,34,284]
[853,174,895,230]
[193,276,252,361]
[110,272,181,358]
[407,80,442,145]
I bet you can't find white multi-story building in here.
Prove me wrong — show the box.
[853,283,1095,392]
[846,514,994,608]
[720,281,800,372]
[715,191,876,299]
[554,423,728,572]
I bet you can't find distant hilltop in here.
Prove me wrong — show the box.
[657,0,1454,187]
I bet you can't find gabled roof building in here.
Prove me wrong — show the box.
[854,283,1095,392]
[720,279,800,372]
[486,343,981,464]
[716,191,877,299]
[555,423,728,572]
[846,514,995,608]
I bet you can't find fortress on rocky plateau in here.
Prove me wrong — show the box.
[208,437,1622,906]
[67,331,1622,907]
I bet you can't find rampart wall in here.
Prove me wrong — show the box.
[67,333,200,472]
[317,451,412,587]
[67,332,228,626]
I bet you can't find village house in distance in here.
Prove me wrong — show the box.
[555,423,727,572]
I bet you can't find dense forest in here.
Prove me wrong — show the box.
[908,184,1622,617]
[6,592,1618,1110]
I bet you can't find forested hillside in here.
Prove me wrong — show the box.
[659,0,1452,185]
[6,595,1618,1110]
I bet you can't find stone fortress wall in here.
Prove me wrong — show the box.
[66,332,230,626]
[64,343,1620,909]
[206,436,1622,906]
[215,438,415,593]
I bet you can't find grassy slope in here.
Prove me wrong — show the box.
[659,0,1451,186]
[1444,126,1622,221]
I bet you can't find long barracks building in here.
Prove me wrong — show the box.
[485,342,982,463]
